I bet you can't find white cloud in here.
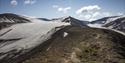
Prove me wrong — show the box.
[76,5,124,21]
[10,0,18,6]
[76,5,101,14]
[93,12,100,17]
[75,5,115,21]
[79,14,91,20]
[24,0,36,5]
[117,12,124,15]
[77,12,114,21]
[88,12,101,21]
[52,5,59,8]
[102,12,112,17]
[58,7,71,13]
[79,13,99,21]
[76,5,101,21]
[53,5,71,14]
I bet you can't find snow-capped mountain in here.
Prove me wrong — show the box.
[51,16,89,27]
[0,13,125,63]
[103,16,125,32]
[0,13,31,30]
[90,16,119,24]
[88,15,125,32]
[0,13,88,63]
[88,16,120,27]
[0,13,70,63]
[0,13,31,23]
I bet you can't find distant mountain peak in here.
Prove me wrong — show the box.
[0,13,31,30]
[0,13,31,23]
[89,15,125,32]
[61,16,76,22]
[90,15,124,24]
[0,13,17,15]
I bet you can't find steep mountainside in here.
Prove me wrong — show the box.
[0,15,70,63]
[22,26,125,63]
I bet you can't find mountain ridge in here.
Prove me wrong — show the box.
[1,13,125,33]
[0,13,125,63]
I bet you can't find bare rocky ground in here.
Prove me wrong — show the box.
[22,26,125,63]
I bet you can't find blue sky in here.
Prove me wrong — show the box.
[0,0,125,21]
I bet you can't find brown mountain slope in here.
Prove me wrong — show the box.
[22,26,125,63]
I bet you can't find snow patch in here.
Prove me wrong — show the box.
[88,24,102,28]
[63,32,68,37]
[0,22,70,52]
